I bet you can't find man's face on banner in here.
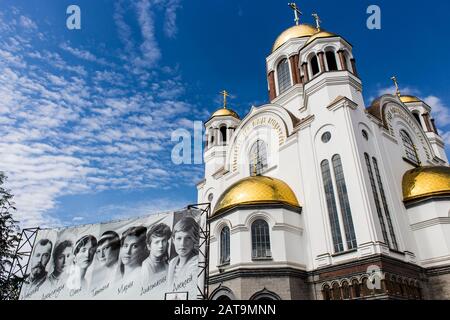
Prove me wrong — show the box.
[30,242,52,277]
[56,247,73,274]
[96,240,119,267]
[74,240,96,269]
[120,235,146,268]
[149,235,168,259]
[174,231,194,258]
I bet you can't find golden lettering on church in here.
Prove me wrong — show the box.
[385,105,431,160]
[231,115,286,172]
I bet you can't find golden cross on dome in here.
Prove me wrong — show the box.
[288,3,302,26]
[312,13,321,31]
[220,90,230,109]
[391,76,401,97]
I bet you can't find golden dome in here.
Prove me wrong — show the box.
[402,166,450,203]
[305,30,337,46]
[400,95,422,104]
[210,107,240,120]
[213,176,301,216]
[272,24,318,52]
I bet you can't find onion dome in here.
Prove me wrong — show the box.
[305,30,337,46]
[210,107,240,120]
[400,95,422,104]
[402,166,450,203]
[272,24,317,52]
[213,176,301,216]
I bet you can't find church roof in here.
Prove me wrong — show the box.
[213,175,301,216]
[402,166,450,203]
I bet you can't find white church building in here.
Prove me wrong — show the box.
[196,9,450,300]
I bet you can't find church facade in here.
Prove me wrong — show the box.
[196,14,450,300]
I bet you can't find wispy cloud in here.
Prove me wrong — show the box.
[59,42,111,66]
[163,0,182,38]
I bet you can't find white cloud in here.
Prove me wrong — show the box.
[376,85,419,97]
[163,0,182,38]
[135,0,161,67]
[424,96,450,127]
[60,42,111,66]
[19,15,37,30]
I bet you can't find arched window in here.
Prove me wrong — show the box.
[399,130,420,164]
[341,281,351,299]
[249,140,268,176]
[310,55,320,76]
[220,226,230,264]
[322,285,331,300]
[361,278,371,297]
[220,126,227,145]
[277,58,291,94]
[251,219,271,259]
[332,282,342,300]
[352,279,361,298]
[320,159,344,253]
[332,155,357,250]
[325,51,338,71]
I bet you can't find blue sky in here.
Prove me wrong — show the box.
[0,0,449,228]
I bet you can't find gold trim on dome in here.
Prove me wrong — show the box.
[213,176,301,216]
[272,24,317,52]
[210,108,240,120]
[402,166,450,203]
[304,30,337,46]
[400,95,422,104]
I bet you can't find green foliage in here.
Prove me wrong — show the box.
[0,171,22,300]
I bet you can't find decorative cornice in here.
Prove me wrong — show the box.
[294,114,315,131]
[410,217,450,231]
[327,95,358,111]
[208,267,308,284]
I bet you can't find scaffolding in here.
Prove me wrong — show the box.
[4,227,39,300]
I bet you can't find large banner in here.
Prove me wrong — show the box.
[19,209,205,300]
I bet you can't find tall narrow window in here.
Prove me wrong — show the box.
[220,126,227,145]
[325,51,338,71]
[399,130,420,164]
[332,155,357,250]
[220,226,230,264]
[373,157,398,250]
[277,59,291,94]
[364,153,390,246]
[311,55,320,76]
[249,140,268,176]
[321,160,344,253]
[412,113,421,126]
[251,219,271,259]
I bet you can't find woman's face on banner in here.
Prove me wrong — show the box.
[149,235,168,259]
[56,247,72,274]
[96,240,118,267]
[74,241,96,269]
[120,235,146,268]
[173,231,194,258]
